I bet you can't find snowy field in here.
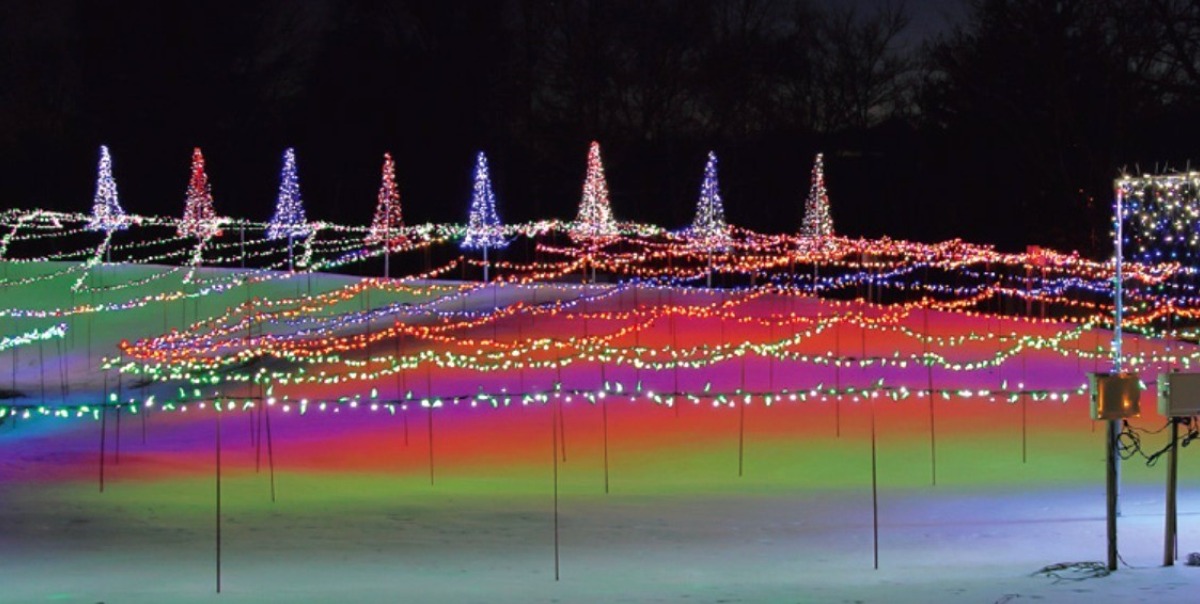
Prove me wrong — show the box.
[4,436,1200,603]
[3,259,1200,603]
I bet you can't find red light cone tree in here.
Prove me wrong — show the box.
[179,147,221,239]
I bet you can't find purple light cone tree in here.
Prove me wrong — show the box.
[461,151,507,281]
[86,145,129,234]
[685,151,731,286]
[266,148,312,271]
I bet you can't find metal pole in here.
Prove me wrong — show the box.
[559,392,567,462]
[114,405,121,465]
[265,401,276,503]
[1113,185,1125,523]
[1021,394,1028,464]
[255,401,262,472]
[249,401,258,450]
[864,251,872,303]
[427,405,434,486]
[553,399,561,581]
[770,319,777,391]
[1041,265,1047,320]
[738,396,746,477]
[56,341,66,401]
[39,340,44,407]
[1025,264,1032,317]
[602,395,609,494]
[835,317,841,437]
[925,305,936,486]
[98,405,107,493]
[1114,184,1125,369]
[871,396,879,570]
[215,407,222,593]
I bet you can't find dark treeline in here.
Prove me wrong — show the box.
[3,0,1200,255]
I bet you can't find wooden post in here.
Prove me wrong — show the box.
[1164,418,1179,566]
[1106,419,1120,571]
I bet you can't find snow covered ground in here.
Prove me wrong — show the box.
[4,470,1200,603]
[4,267,1200,602]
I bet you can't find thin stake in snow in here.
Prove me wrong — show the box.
[553,399,561,581]
[215,406,223,594]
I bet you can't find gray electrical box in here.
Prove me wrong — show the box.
[1089,372,1141,420]
[1157,372,1200,418]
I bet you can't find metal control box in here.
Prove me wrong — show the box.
[1157,372,1200,418]
[1089,372,1141,420]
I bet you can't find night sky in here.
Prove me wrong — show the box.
[1,0,1195,255]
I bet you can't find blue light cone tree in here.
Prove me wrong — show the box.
[460,151,507,281]
[266,148,311,271]
[86,145,129,234]
[685,151,732,286]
